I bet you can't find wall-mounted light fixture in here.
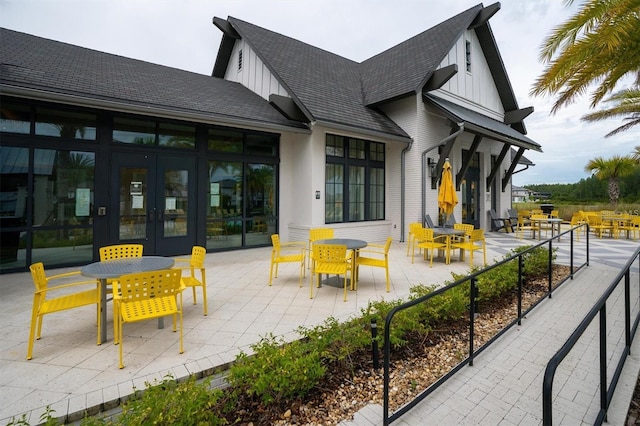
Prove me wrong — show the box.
[427,157,438,177]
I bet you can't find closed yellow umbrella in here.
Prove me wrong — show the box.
[437,158,458,222]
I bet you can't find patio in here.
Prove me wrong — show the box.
[0,229,633,424]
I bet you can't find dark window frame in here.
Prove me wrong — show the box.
[325,134,385,224]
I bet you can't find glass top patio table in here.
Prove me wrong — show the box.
[81,256,175,343]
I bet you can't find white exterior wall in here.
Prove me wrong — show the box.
[286,123,395,244]
[224,39,289,100]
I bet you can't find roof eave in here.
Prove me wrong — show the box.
[2,84,311,135]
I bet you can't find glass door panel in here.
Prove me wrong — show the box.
[119,167,148,240]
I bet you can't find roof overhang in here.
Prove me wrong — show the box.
[2,85,311,135]
[423,94,542,152]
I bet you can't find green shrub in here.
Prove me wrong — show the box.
[227,334,325,405]
[80,375,231,426]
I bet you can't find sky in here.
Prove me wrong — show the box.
[1,0,637,186]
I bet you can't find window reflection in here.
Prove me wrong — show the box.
[35,107,97,140]
[1,101,31,134]
[33,149,95,226]
[113,117,155,145]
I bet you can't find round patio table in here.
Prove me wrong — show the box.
[81,256,175,343]
[431,227,465,264]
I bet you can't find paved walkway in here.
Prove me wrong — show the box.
[0,230,638,425]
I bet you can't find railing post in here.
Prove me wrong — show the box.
[625,271,631,351]
[548,239,553,297]
[586,224,590,266]
[469,277,477,366]
[599,305,608,419]
[371,319,379,370]
[570,228,574,280]
[518,254,523,325]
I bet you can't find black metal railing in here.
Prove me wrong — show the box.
[382,224,589,425]
[542,243,640,425]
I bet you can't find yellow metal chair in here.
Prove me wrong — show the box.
[174,246,208,316]
[99,244,143,261]
[357,237,393,292]
[27,262,101,360]
[451,228,487,267]
[406,222,423,256]
[113,269,184,369]
[587,215,613,238]
[412,228,447,267]
[516,215,539,240]
[310,243,351,301]
[269,234,306,287]
[308,227,334,268]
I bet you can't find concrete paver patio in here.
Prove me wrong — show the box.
[0,230,638,424]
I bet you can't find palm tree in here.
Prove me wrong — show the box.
[632,146,640,163]
[584,155,636,207]
[530,0,640,135]
[581,89,640,136]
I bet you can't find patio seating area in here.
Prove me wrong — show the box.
[0,229,638,424]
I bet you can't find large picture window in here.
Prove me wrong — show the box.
[325,134,384,223]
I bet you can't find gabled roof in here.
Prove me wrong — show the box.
[213,2,533,144]
[214,17,411,142]
[0,28,308,133]
[360,5,482,106]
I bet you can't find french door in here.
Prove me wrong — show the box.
[461,151,480,229]
[110,152,196,256]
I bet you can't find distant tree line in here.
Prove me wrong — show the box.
[525,168,640,203]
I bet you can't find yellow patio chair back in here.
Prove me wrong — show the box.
[357,237,393,292]
[412,228,446,267]
[515,215,537,240]
[113,269,183,369]
[586,214,612,238]
[406,222,423,256]
[308,228,335,268]
[452,229,487,267]
[453,223,474,240]
[175,246,208,315]
[27,262,101,360]
[99,244,143,261]
[311,244,350,301]
[270,234,305,287]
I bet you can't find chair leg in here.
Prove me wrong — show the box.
[201,284,208,316]
[119,320,124,369]
[27,302,39,360]
[343,274,348,302]
[192,287,197,305]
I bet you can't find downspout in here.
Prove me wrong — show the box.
[400,140,414,242]
[421,123,464,227]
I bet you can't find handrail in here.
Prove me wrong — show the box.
[542,243,640,425]
[382,223,589,425]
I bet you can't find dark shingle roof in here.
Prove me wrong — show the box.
[360,6,481,106]
[0,28,308,131]
[223,17,411,141]
[425,94,542,152]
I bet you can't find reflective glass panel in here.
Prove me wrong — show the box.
[208,129,243,152]
[369,167,385,220]
[246,163,275,245]
[119,167,147,240]
[35,107,97,140]
[1,101,31,134]
[246,133,277,156]
[113,117,155,145]
[325,163,343,223]
[159,123,196,149]
[32,229,94,265]
[348,166,365,221]
[33,149,95,227]
[206,161,243,249]
[163,168,189,237]
[0,146,28,226]
[326,134,344,157]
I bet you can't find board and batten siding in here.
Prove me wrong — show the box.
[436,29,504,119]
[224,39,289,100]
